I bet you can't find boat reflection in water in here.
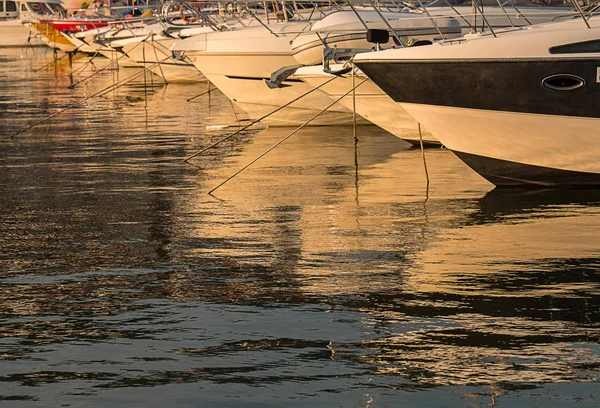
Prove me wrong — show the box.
[178,127,600,395]
[0,50,599,405]
[360,188,600,389]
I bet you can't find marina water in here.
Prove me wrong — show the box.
[1,48,599,407]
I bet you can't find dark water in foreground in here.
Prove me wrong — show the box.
[0,49,599,407]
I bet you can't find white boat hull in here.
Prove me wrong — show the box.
[354,16,600,187]
[31,21,77,52]
[0,20,45,47]
[176,23,367,127]
[98,46,141,67]
[400,103,600,186]
[121,37,205,82]
[61,31,96,53]
[201,68,360,127]
[297,69,438,145]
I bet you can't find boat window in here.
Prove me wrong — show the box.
[583,2,600,13]
[550,40,600,54]
[542,74,585,91]
[21,3,27,11]
[47,3,64,13]
[6,0,16,11]
[30,2,41,11]
[424,0,468,5]
[0,3,3,12]
[424,0,571,6]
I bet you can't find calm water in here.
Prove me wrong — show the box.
[1,48,599,407]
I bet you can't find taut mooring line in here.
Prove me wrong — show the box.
[69,53,120,89]
[70,51,101,77]
[150,35,169,84]
[143,40,148,108]
[10,56,171,138]
[208,78,368,195]
[33,47,78,73]
[23,30,35,56]
[418,123,430,187]
[183,75,340,162]
[69,33,153,89]
[186,87,212,102]
[352,66,360,209]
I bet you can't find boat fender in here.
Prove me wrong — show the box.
[180,6,199,24]
[366,29,389,45]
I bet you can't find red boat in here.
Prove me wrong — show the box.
[38,17,114,33]
[32,16,115,52]
[34,11,147,53]
[32,0,158,53]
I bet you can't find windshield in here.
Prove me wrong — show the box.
[25,2,63,14]
[424,0,574,6]
[47,3,65,13]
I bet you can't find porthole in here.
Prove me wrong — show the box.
[542,74,585,91]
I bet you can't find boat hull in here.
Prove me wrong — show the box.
[0,20,45,47]
[186,51,363,127]
[97,45,141,67]
[43,19,111,33]
[36,18,133,53]
[356,57,600,187]
[121,37,205,82]
[60,31,96,53]
[357,59,600,118]
[296,68,438,145]
[396,103,600,187]
[31,21,78,52]
[176,22,369,127]
[204,71,360,127]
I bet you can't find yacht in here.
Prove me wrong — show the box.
[408,0,576,35]
[68,17,156,56]
[113,27,214,82]
[353,15,600,187]
[289,0,579,145]
[31,0,159,53]
[293,63,439,145]
[291,9,462,66]
[108,3,237,81]
[0,0,64,47]
[171,3,355,127]
[172,4,462,127]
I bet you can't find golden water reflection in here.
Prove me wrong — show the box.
[178,127,600,388]
[0,49,599,402]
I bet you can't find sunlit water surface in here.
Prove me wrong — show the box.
[1,48,599,407]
